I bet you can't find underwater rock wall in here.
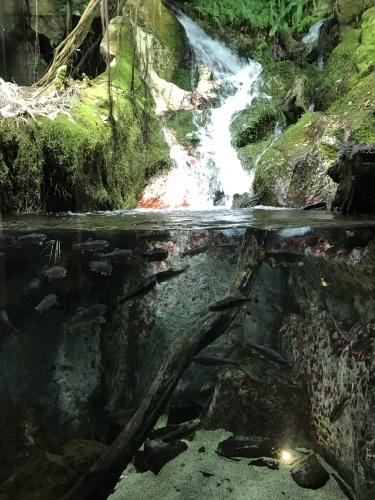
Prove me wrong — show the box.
[279,227,375,499]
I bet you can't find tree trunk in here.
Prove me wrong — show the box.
[60,228,268,500]
[37,0,101,87]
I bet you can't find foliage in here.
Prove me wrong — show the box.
[193,0,323,36]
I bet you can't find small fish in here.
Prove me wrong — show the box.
[63,304,107,332]
[97,248,133,262]
[248,343,288,366]
[330,396,351,423]
[44,266,67,281]
[0,310,20,332]
[291,354,302,378]
[154,266,188,283]
[73,238,109,253]
[141,247,169,262]
[350,335,374,354]
[214,243,240,249]
[260,248,305,267]
[35,294,58,313]
[192,355,240,367]
[209,294,258,312]
[179,243,210,258]
[89,260,113,276]
[117,275,157,306]
[13,233,47,247]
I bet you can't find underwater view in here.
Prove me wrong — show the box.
[1,209,375,499]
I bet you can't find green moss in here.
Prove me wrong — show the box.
[335,0,375,27]
[166,109,202,147]
[315,27,361,110]
[353,7,375,75]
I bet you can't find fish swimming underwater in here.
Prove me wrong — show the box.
[330,396,351,423]
[260,248,305,267]
[141,247,169,262]
[97,248,133,262]
[89,260,113,276]
[179,243,210,258]
[247,343,289,366]
[117,275,157,306]
[0,310,20,332]
[154,266,189,283]
[192,355,240,367]
[63,304,107,332]
[209,294,258,312]
[13,233,47,247]
[349,335,374,355]
[44,266,67,281]
[35,294,58,314]
[73,238,109,253]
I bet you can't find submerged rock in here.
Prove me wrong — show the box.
[133,439,188,474]
[290,453,330,489]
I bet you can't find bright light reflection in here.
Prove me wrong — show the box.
[281,450,292,462]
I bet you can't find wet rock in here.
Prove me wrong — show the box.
[290,453,330,489]
[328,144,375,214]
[249,457,280,470]
[0,450,71,500]
[231,193,260,208]
[217,435,279,459]
[133,439,188,474]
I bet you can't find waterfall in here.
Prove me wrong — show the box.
[139,11,263,209]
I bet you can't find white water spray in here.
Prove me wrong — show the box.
[140,11,264,209]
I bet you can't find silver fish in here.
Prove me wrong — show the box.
[141,247,169,262]
[89,260,113,276]
[192,355,240,367]
[13,233,47,247]
[97,248,133,262]
[179,243,210,258]
[35,294,58,314]
[0,310,20,332]
[117,275,157,306]
[73,238,109,253]
[44,266,67,281]
[248,343,288,366]
[64,304,107,332]
[260,248,304,267]
[209,294,258,311]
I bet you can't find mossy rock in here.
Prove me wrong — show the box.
[166,109,202,148]
[335,0,375,27]
[125,0,192,90]
[352,6,375,76]
[230,103,285,148]
[253,112,343,206]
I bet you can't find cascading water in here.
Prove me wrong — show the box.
[139,11,264,210]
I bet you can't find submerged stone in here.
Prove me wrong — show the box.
[290,454,330,489]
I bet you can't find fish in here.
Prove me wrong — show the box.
[248,343,289,366]
[97,248,133,262]
[214,243,240,249]
[154,266,188,283]
[179,243,210,258]
[209,294,258,312]
[13,233,47,247]
[143,230,171,241]
[291,354,302,378]
[89,260,113,276]
[35,294,58,313]
[63,304,107,332]
[44,265,67,281]
[141,247,169,261]
[117,275,157,306]
[260,248,305,267]
[320,277,330,287]
[330,396,351,423]
[350,335,374,354]
[192,355,240,367]
[0,310,20,332]
[73,238,109,253]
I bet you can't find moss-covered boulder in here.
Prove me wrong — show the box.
[0,15,171,213]
[253,112,342,206]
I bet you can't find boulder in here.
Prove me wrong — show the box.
[291,453,330,489]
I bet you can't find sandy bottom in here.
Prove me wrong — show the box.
[109,428,348,500]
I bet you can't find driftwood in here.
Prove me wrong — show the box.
[60,228,268,500]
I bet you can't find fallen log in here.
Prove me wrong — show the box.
[60,228,268,500]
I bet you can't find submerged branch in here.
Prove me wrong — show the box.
[60,228,268,500]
